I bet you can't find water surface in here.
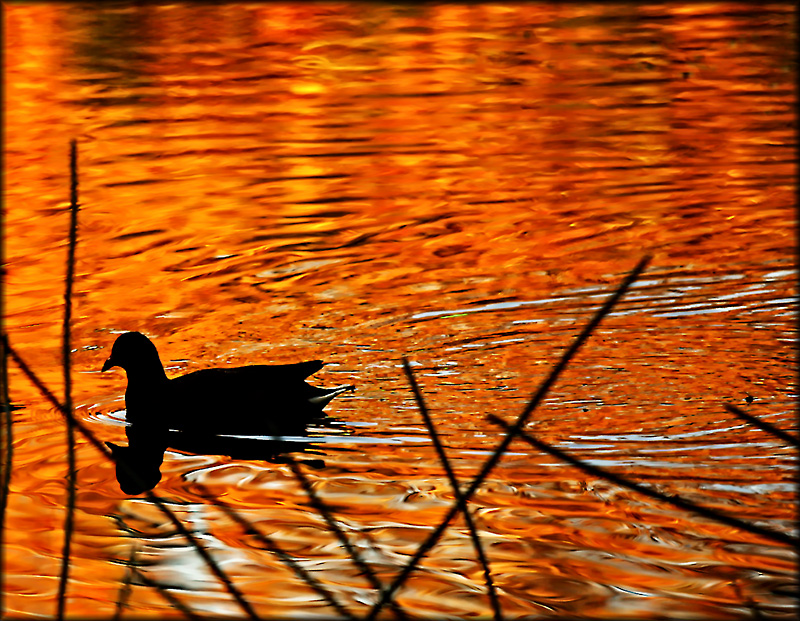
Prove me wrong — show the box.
[4,3,797,619]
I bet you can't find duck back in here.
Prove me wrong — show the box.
[162,361,332,435]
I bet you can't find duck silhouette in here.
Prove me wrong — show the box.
[102,331,354,494]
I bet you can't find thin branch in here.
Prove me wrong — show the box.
[488,414,799,548]
[193,481,356,621]
[723,403,799,449]
[284,456,409,620]
[57,138,80,621]
[401,358,502,621]
[6,343,259,620]
[366,255,651,620]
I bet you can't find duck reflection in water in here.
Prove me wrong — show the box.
[102,331,354,495]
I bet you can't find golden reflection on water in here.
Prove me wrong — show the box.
[4,2,798,619]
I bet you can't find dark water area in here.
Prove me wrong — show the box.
[3,3,797,619]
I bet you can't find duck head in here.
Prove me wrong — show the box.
[102,331,165,376]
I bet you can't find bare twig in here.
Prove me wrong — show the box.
[366,256,652,620]
[401,358,502,621]
[488,414,799,548]
[6,343,259,620]
[723,403,799,449]
[284,456,408,620]
[57,138,80,621]
[193,481,356,620]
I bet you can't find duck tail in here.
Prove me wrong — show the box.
[308,384,355,406]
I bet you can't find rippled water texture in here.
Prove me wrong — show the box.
[4,3,797,619]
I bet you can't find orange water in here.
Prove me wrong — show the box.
[3,3,797,619]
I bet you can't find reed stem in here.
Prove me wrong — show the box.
[488,414,798,547]
[402,358,502,621]
[194,482,355,620]
[0,335,12,619]
[112,544,137,621]
[7,343,259,620]
[723,402,799,449]
[131,567,203,620]
[57,139,79,620]
[0,89,7,619]
[285,456,409,620]
[366,256,651,620]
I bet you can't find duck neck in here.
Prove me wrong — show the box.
[125,361,169,387]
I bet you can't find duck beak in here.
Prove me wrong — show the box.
[101,356,115,372]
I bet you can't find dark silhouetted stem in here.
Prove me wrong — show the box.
[488,414,799,548]
[114,543,198,620]
[285,456,409,620]
[0,335,11,619]
[131,567,203,620]
[194,482,356,621]
[113,545,137,621]
[402,358,502,621]
[6,343,259,620]
[57,138,79,621]
[723,403,799,449]
[0,82,8,617]
[366,255,651,620]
